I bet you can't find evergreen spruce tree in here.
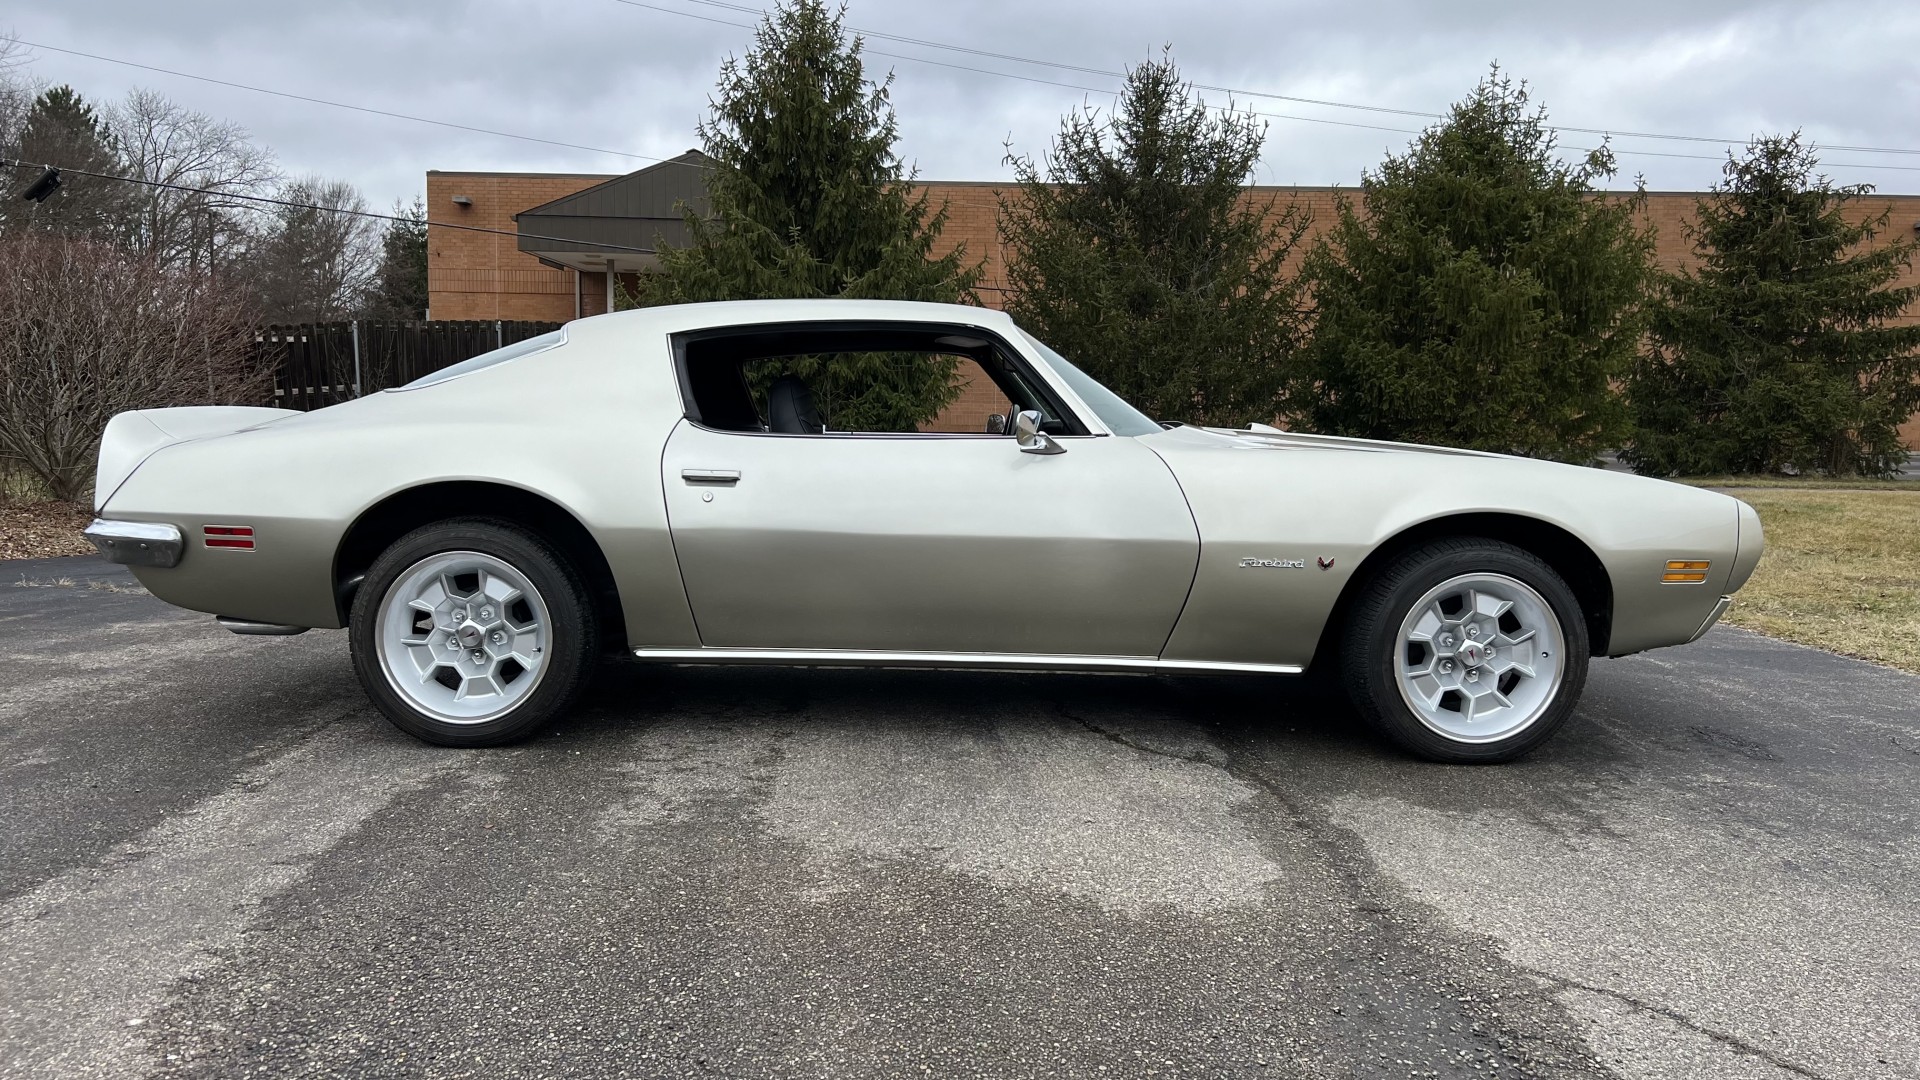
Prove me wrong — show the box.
[2,86,130,239]
[1624,135,1920,477]
[999,54,1309,428]
[639,0,981,431]
[1288,70,1654,463]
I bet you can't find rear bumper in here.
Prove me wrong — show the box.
[84,519,184,568]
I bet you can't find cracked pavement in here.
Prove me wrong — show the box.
[2,556,1916,1079]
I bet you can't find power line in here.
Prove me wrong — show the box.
[14,25,1920,181]
[610,0,1920,160]
[0,158,662,253]
[659,0,1446,120]
[6,38,694,167]
[594,3,1605,153]
[10,25,1435,171]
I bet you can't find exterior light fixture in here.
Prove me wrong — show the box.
[451,195,473,207]
[21,166,61,203]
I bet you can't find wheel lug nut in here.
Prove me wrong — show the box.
[1439,634,1453,647]
[490,631,505,644]
[1468,626,1480,639]
[1439,660,1454,673]
[1466,670,1479,682]
[480,607,493,620]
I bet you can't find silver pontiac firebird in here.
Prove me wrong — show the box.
[85,300,1763,762]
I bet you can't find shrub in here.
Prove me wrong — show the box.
[0,232,266,502]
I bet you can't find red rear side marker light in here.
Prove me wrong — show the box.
[204,525,254,550]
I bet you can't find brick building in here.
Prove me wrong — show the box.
[426,156,1920,444]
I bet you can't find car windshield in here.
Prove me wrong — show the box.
[1018,331,1162,436]
[395,330,566,390]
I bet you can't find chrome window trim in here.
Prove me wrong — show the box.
[665,319,1110,437]
[1001,331,1115,437]
[680,419,1101,442]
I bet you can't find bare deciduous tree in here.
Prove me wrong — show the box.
[0,231,268,501]
[111,88,279,271]
[0,36,37,149]
[249,175,380,321]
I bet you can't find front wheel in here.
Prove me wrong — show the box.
[350,518,597,747]
[1340,539,1589,763]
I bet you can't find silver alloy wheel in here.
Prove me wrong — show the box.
[376,550,550,725]
[1394,572,1567,743]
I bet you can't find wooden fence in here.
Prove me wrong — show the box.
[261,320,562,410]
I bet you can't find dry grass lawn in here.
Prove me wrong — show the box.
[1678,476,1915,491]
[1720,488,1920,674]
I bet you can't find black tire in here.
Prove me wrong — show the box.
[350,518,597,747]
[1339,538,1589,764]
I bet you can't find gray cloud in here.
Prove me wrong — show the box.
[7,0,1916,212]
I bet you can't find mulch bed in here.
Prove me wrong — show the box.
[0,501,96,560]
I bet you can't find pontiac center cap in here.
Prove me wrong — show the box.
[1457,641,1488,668]
[456,621,486,648]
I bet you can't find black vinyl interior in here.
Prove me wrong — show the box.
[766,375,825,434]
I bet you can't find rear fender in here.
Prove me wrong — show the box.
[95,407,292,511]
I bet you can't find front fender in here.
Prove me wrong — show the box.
[1141,428,1742,666]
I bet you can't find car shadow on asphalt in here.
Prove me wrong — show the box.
[552,659,1385,762]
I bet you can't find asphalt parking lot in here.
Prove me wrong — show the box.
[3,557,1917,1080]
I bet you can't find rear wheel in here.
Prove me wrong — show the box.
[350,518,596,746]
[1340,539,1588,763]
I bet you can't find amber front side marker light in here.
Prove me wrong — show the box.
[1663,559,1710,583]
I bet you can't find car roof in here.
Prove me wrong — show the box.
[583,298,1020,333]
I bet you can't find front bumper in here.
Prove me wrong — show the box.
[1687,595,1735,643]
[84,519,184,568]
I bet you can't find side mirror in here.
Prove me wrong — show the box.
[1013,409,1066,456]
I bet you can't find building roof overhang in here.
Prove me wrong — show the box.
[515,149,713,274]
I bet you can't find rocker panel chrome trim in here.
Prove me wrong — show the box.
[631,646,1303,676]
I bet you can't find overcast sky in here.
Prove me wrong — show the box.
[5,0,1917,213]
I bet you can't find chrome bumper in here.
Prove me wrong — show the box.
[1688,595,1734,643]
[83,518,184,568]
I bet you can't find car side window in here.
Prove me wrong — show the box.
[738,352,1019,435]
[675,324,1080,437]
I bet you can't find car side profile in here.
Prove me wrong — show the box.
[85,299,1763,762]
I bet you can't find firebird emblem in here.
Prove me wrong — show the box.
[1317,557,1335,570]
[1239,557,1304,569]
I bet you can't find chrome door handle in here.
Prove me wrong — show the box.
[681,469,741,485]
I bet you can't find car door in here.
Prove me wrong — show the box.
[659,422,1200,657]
